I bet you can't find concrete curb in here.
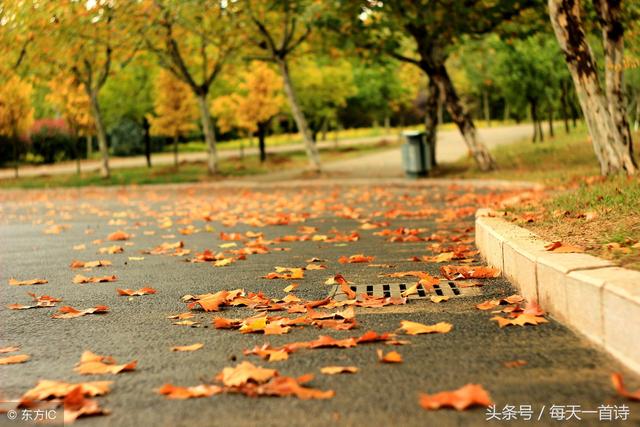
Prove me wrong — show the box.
[475,209,640,375]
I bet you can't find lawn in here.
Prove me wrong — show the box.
[440,123,640,270]
[0,139,400,189]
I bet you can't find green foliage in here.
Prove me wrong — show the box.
[110,118,146,157]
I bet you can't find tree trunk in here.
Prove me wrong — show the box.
[75,137,81,175]
[88,90,110,178]
[561,80,570,133]
[143,116,152,168]
[595,0,637,168]
[86,135,93,159]
[429,64,496,171]
[548,105,555,137]
[12,134,18,179]
[384,114,390,135]
[437,95,444,125]
[548,0,636,175]
[483,90,491,127]
[258,122,267,163]
[538,119,544,142]
[424,78,439,167]
[173,134,179,168]
[503,100,510,122]
[277,58,321,171]
[321,118,328,141]
[196,92,218,175]
[530,100,539,142]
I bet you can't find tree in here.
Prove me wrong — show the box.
[336,0,541,171]
[46,75,95,173]
[292,56,356,141]
[212,61,284,162]
[549,0,637,175]
[0,74,34,178]
[148,70,198,168]
[142,0,242,175]
[244,0,325,171]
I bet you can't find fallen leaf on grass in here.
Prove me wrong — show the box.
[9,278,48,286]
[52,306,109,319]
[107,231,130,241]
[377,349,403,363]
[491,314,548,328]
[0,354,30,365]
[504,360,528,368]
[73,274,117,284]
[338,254,375,264]
[611,372,640,401]
[22,380,112,400]
[440,265,500,280]
[74,351,137,375]
[116,287,156,296]
[400,320,452,335]
[320,366,358,375]
[419,384,493,410]
[544,241,585,253]
[170,343,204,352]
[157,384,222,399]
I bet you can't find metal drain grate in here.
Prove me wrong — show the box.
[330,280,482,301]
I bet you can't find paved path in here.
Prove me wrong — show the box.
[1,181,637,426]
[0,125,533,180]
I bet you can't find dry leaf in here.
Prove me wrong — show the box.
[74,351,137,375]
[504,360,528,368]
[430,296,449,303]
[216,361,278,387]
[491,314,548,328]
[0,354,30,365]
[440,265,500,280]
[377,349,403,363]
[419,384,493,410]
[544,241,585,253]
[116,287,156,296]
[107,231,130,241]
[157,383,222,399]
[283,283,299,293]
[170,343,204,352]
[338,254,375,264]
[321,366,358,375]
[73,274,117,284]
[400,320,452,335]
[22,380,112,400]
[0,346,20,353]
[9,278,48,286]
[611,372,640,401]
[52,305,109,319]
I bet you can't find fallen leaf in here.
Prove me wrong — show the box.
[52,305,109,319]
[216,361,278,387]
[338,254,375,264]
[70,260,112,269]
[0,346,20,353]
[22,380,112,400]
[334,274,356,299]
[377,349,403,363]
[419,384,493,410]
[283,283,299,293]
[440,265,500,280]
[116,287,156,296]
[157,383,222,399]
[320,366,358,375]
[62,386,109,423]
[430,296,449,303]
[99,245,123,254]
[400,320,452,335]
[107,231,130,241]
[9,278,48,286]
[611,372,640,401]
[504,360,528,368]
[73,274,117,284]
[0,354,30,365]
[544,241,585,253]
[170,343,204,352]
[491,314,548,328]
[401,283,419,297]
[74,351,137,375]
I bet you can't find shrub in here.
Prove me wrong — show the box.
[30,119,78,164]
[110,118,145,156]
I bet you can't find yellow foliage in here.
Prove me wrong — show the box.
[0,74,34,138]
[212,62,284,133]
[46,76,94,137]
[148,70,198,138]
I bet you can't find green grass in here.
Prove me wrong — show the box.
[0,140,400,189]
[438,122,640,269]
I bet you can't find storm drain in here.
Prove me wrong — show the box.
[330,280,482,301]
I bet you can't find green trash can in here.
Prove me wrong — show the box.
[402,131,431,178]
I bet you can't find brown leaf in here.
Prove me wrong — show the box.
[377,349,403,363]
[611,372,640,401]
[52,305,109,319]
[0,346,20,353]
[157,383,222,399]
[116,287,156,296]
[73,274,117,284]
[216,361,277,387]
[170,343,204,352]
[0,354,30,365]
[9,278,48,286]
[283,283,299,292]
[62,386,109,424]
[107,231,130,241]
[22,380,112,401]
[503,360,528,368]
[544,241,585,253]
[338,254,375,264]
[320,366,358,375]
[334,274,356,299]
[419,384,493,410]
[70,260,112,269]
[74,351,137,375]
[430,296,450,303]
[491,313,548,328]
[440,265,500,280]
[400,320,452,335]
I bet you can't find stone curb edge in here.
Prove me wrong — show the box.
[475,208,640,375]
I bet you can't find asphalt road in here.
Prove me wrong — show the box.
[0,181,638,427]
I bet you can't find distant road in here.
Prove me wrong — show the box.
[0,124,534,179]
